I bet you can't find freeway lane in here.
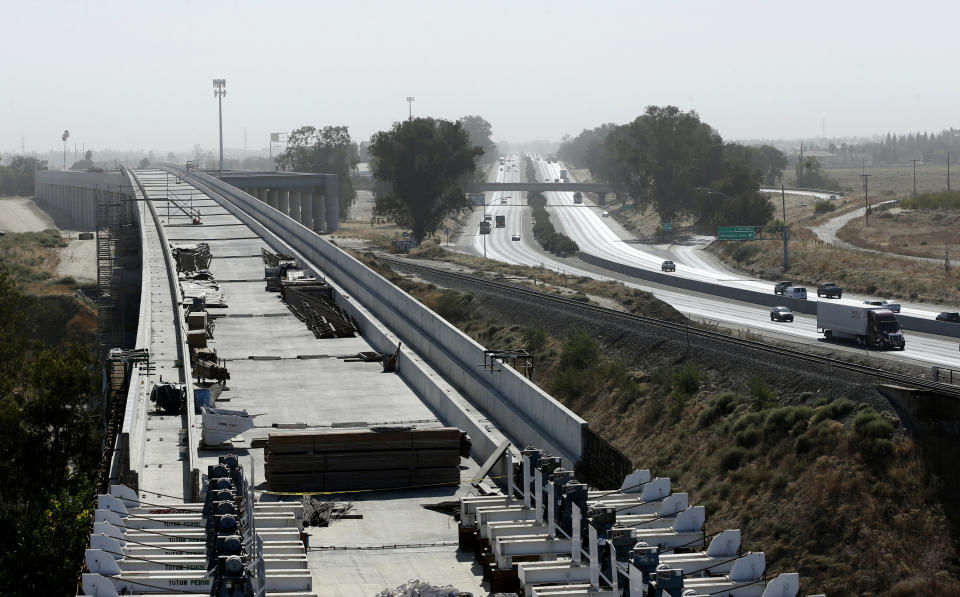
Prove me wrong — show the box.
[531,156,944,320]
[454,156,960,370]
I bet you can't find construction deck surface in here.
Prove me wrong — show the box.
[134,170,487,595]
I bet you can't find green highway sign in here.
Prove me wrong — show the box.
[718,226,756,240]
[661,222,673,231]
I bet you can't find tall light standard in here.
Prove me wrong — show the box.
[213,79,226,171]
[406,96,415,121]
[61,130,70,170]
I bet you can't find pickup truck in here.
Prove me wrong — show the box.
[864,299,901,313]
[817,283,843,298]
[774,281,792,295]
[661,260,676,272]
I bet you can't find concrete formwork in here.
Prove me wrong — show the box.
[34,170,132,231]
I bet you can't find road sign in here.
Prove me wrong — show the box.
[717,226,756,240]
[661,222,673,232]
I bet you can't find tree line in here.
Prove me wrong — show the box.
[828,129,960,166]
[559,106,787,227]
[0,156,47,197]
[274,115,496,242]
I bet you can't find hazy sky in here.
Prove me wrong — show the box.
[3,0,959,155]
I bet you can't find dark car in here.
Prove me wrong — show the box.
[817,282,843,298]
[774,281,792,295]
[661,260,676,272]
[937,312,960,323]
[770,306,794,322]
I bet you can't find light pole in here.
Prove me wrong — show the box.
[61,130,69,170]
[911,159,918,196]
[406,96,415,121]
[213,79,226,171]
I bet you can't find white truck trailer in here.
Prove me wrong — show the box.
[816,302,905,350]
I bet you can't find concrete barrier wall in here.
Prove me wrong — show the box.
[171,168,585,464]
[34,171,131,230]
[577,251,960,339]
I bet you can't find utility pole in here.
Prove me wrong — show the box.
[861,172,872,226]
[911,159,918,196]
[406,96,415,121]
[946,219,950,272]
[213,79,226,171]
[781,184,786,223]
[948,151,952,194]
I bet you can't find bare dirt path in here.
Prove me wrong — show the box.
[0,196,56,232]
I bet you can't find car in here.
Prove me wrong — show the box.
[863,299,901,313]
[483,215,492,221]
[770,306,794,322]
[817,283,843,298]
[601,211,609,217]
[511,234,520,241]
[829,194,837,200]
[501,198,508,204]
[800,203,808,207]
[661,260,676,272]
[774,281,793,295]
[937,312,960,322]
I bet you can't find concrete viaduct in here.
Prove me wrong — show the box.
[467,181,616,204]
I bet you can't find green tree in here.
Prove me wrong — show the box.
[275,125,359,219]
[368,117,483,243]
[608,106,723,222]
[459,115,497,168]
[0,264,100,595]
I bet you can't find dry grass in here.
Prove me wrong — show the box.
[781,163,955,198]
[837,209,959,261]
[374,261,960,594]
[711,238,960,304]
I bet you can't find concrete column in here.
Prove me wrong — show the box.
[300,190,313,229]
[597,192,607,206]
[311,190,325,233]
[324,175,339,233]
[278,189,289,215]
[254,187,265,203]
[288,191,301,224]
[267,189,279,210]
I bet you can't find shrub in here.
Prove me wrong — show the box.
[735,425,762,448]
[731,244,761,263]
[432,291,472,323]
[732,412,763,433]
[522,326,547,352]
[55,276,77,286]
[811,398,856,424]
[718,446,747,472]
[748,377,776,410]
[698,392,742,427]
[814,200,837,215]
[763,406,813,442]
[853,408,894,440]
[558,330,601,370]
[676,364,701,396]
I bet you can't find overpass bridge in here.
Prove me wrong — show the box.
[467,181,616,204]
[37,168,806,596]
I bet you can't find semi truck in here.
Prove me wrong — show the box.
[816,302,905,350]
[495,215,505,228]
[559,169,568,180]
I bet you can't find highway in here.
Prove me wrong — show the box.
[459,154,960,370]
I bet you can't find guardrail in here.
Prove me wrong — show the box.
[163,167,586,466]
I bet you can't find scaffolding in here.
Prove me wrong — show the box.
[96,186,123,358]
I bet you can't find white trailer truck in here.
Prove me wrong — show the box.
[816,302,905,350]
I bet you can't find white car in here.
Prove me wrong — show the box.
[511,234,520,241]
[863,299,901,313]
[601,211,609,217]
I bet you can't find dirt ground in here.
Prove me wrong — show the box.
[0,196,56,232]
[837,208,957,261]
[0,196,97,285]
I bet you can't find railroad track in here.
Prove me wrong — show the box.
[380,255,960,398]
